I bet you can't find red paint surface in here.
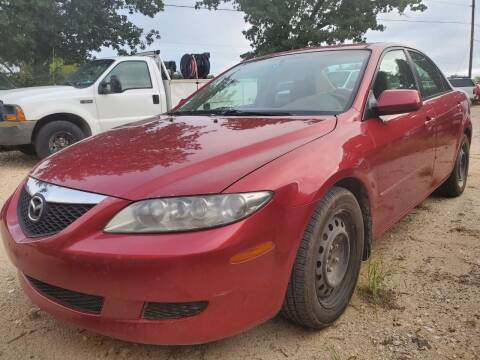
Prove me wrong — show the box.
[1,43,472,344]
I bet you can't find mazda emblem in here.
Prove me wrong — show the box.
[28,195,45,223]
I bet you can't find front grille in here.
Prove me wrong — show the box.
[143,301,208,320]
[26,276,104,314]
[17,188,94,237]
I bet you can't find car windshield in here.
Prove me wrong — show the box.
[449,78,475,87]
[0,73,14,90]
[173,50,370,116]
[62,59,114,88]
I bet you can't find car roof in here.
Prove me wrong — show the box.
[242,42,406,63]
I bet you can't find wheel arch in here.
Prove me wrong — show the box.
[332,177,373,260]
[32,113,92,143]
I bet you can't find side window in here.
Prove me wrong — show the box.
[102,61,152,93]
[409,51,447,98]
[373,50,417,99]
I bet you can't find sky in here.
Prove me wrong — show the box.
[99,0,479,78]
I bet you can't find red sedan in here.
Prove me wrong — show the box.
[1,43,472,345]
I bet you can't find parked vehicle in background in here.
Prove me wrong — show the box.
[0,73,15,90]
[449,76,476,101]
[1,43,471,345]
[0,51,209,158]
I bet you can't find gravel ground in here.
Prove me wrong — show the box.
[1,108,479,360]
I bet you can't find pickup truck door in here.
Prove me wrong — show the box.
[95,60,163,130]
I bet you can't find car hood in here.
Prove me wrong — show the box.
[0,86,77,103]
[31,115,336,200]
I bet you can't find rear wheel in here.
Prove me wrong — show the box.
[437,135,470,197]
[34,121,85,159]
[281,187,364,328]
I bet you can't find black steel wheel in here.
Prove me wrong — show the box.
[438,135,470,197]
[281,187,364,329]
[34,121,85,159]
[48,131,77,153]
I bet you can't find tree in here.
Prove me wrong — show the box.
[198,0,426,58]
[0,0,164,84]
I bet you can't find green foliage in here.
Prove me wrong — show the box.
[364,258,390,303]
[8,64,36,87]
[328,346,357,360]
[198,0,427,58]
[357,257,399,309]
[0,72,15,89]
[0,0,164,84]
[49,58,79,85]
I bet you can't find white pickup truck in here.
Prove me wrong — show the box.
[0,51,209,158]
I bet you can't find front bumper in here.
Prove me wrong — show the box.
[0,121,36,146]
[1,182,312,345]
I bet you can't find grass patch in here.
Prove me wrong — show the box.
[357,258,400,310]
[328,346,357,360]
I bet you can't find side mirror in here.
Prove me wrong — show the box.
[98,81,109,95]
[374,89,422,116]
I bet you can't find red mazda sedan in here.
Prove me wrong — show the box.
[1,43,472,345]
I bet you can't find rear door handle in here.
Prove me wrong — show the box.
[152,94,160,104]
[425,115,435,122]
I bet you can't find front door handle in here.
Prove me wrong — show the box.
[152,94,160,104]
[425,115,435,122]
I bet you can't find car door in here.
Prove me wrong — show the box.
[363,49,437,229]
[408,51,464,186]
[95,60,162,130]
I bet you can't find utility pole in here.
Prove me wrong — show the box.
[469,0,475,78]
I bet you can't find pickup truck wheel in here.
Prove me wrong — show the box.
[34,121,85,159]
[281,187,364,329]
[437,135,470,197]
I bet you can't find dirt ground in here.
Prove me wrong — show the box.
[0,108,479,360]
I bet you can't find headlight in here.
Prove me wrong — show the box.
[1,104,26,122]
[104,191,273,233]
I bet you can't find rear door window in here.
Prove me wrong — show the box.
[408,51,449,98]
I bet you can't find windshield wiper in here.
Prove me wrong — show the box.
[166,110,211,116]
[166,108,293,117]
[211,107,293,116]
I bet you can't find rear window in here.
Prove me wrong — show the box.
[449,78,475,87]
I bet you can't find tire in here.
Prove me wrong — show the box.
[437,135,470,198]
[281,187,364,329]
[16,144,36,156]
[34,121,85,159]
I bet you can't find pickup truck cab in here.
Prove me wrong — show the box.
[0,52,208,158]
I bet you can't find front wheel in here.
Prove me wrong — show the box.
[437,135,470,197]
[34,121,85,159]
[281,187,364,328]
